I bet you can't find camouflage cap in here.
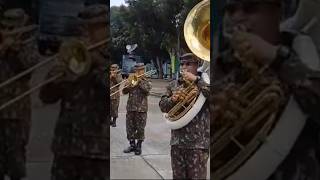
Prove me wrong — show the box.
[2,8,27,27]
[180,53,199,64]
[134,63,145,70]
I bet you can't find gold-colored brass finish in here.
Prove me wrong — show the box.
[110,70,156,97]
[184,0,210,61]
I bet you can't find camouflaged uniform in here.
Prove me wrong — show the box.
[212,30,320,179]
[122,75,151,141]
[0,9,38,180]
[110,66,122,126]
[39,5,109,180]
[40,44,109,180]
[159,74,210,179]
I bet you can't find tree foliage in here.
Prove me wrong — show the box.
[110,0,199,78]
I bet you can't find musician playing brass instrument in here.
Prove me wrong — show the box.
[122,63,151,155]
[0,9,39,180]
[159,53,210,179]
[212,0,320,179]
[110,64,122,127]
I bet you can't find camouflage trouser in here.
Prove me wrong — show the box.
[51,155,109,180]
[126,111,147,140]
[0,119,28,179]
[171,146,209,180]
[111,98,120,118]
[268,120,320,180]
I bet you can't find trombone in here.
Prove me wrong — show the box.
[110,69,156,97]
[0,24,38,46]
[0,39,108,111]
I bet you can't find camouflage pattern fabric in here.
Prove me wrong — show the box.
[0,18,39,178]
[110,98,120,118]
[212,31,320,180]
[126,111,147,140]
[159,75,210,149]
[110,72,122,118]
[0,119,27,179]
[39,45,108,160]
[122,78,151,112]
[171,145,209,180]
[122,78,151,140]
[159,74,210,179]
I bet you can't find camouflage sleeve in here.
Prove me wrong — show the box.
[122,84,132,94]
[274,50,320,121]
[197,78,210,98]
[159,85,175,113]
[138,79,152,95]
[116,74,123,83]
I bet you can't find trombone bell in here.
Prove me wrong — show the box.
[184,0,210,61]
[59,39,91,76]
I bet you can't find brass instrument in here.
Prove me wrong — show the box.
[211,30,288,179]
[166,71,199,121]
[184,0,210,61]
[0,39,107,111]
[165,0,210,123]
[0,25,37,47]
[110,69,156,97]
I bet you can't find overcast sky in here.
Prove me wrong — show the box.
[110,0,126,7]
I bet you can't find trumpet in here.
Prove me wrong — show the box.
[110,69,156,97]
[0,39,108,111]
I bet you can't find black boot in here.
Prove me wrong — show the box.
[123,140,136,153]
[110,118,114,126]
[135,140,143,155]
[112,117,117,127]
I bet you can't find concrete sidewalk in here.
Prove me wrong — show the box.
[110,82,210,179]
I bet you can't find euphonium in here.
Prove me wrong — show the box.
[166,71,199,121]
[163,0,210,130]
[211,44,288,180]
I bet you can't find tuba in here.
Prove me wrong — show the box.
[163,0,210,130]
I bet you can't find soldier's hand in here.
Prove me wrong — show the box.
[182,71,197,82]
[171,90,186,102]
[231,26,278,65]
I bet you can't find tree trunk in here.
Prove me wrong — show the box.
[156,56,163,79]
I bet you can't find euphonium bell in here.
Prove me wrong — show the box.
[184,0,210,61]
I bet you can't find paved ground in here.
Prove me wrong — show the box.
[110,79,210,180]
[17,75,209,180]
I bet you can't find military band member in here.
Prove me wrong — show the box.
[110,64,122,127]
[159,53,210,179]
[0,9,38,180]
[213,0,320,179]
[122,63,151,155]
[39,4,109,180]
